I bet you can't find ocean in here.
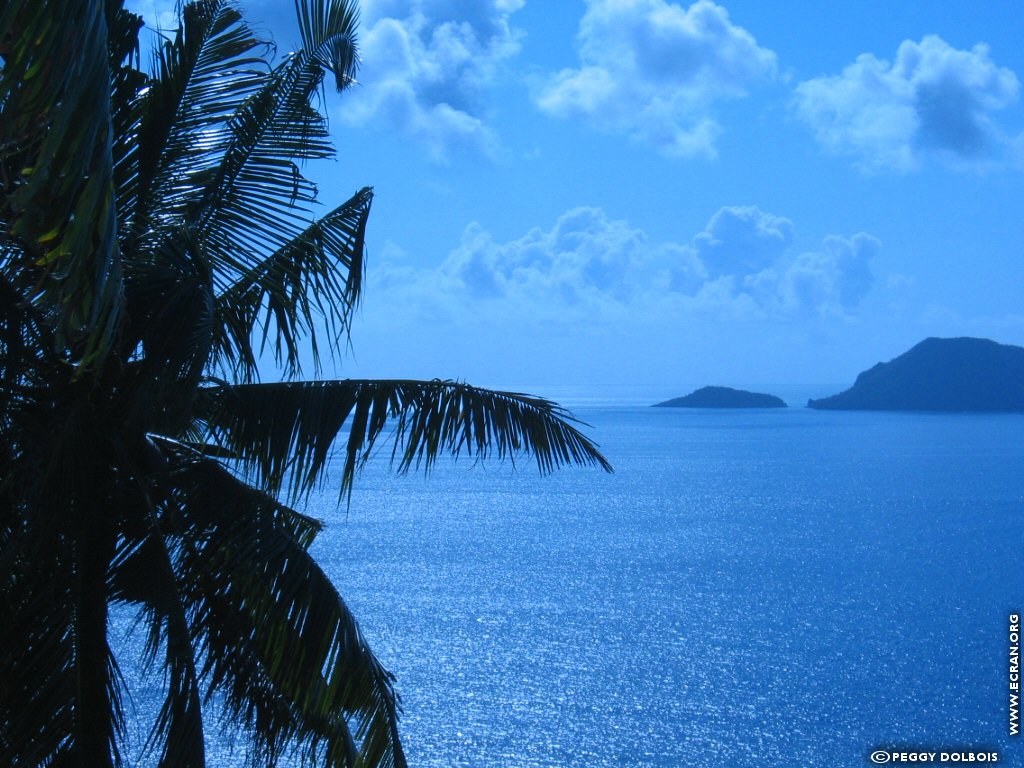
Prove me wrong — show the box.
[115,404,1024,766]
[303,405,1024,767]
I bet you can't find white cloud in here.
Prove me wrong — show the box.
[793,35,1021,172]
[341,0,524,162]
[693,206,794,277]
[439,208,676,314]
[762,233,881,314]
[536,0,777,159]
[365,205,880,327]
[693,210,879,317]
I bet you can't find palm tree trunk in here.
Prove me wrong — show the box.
[71,510,117,768]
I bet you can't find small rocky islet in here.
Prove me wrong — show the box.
[653,386,787,409]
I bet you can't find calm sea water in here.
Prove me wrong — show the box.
[116,405,1024,766]
[306,406,1023,767]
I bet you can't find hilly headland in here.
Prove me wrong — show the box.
[808,337,1024,411]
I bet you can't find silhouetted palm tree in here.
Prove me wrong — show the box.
[0,1,611,765]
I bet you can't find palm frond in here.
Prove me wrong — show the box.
[194,49,335,253]
[188,1,360,377]
[108,3,147,201]
[121,0,268,246]
[294,0,361,91]
[110,531,207,768]
[199,379,614,501]
[213,186,371,376]
[0,271,53,416]
[0,512,124,768]
[0,545,76,768]
[153,440,404,767]
[0,0,123,369]
[0,381,128,766]
[121,227,216,425]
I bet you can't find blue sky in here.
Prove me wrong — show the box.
[130,0,1024,399]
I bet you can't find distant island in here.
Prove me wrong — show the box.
[654,386,787,409]
[808,337,1024,412]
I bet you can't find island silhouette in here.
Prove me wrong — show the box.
[808,336,1024,411]
[654,386,787,409]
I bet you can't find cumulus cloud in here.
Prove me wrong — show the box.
[536,0,777,158]
[440,207,682,311]
[763,233,880,314]
[368,205,880,326]
[693,207,794,277]
[793,35,1021,172]
[341,0,524,161]
[692,210,878,316]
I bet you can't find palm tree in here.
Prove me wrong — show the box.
[0,1,612,766]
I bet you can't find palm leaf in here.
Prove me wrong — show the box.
[110,530,207,768]
[0,271,53,417]
[213,186,371,376]
[0,543,77,768]
[108,3,147,204]
[198,379,613,501]
[0,485,124,768]
[121,227,217,429]
[0,0,123,369]
[190,0,361,378]
[195,0,364,252]
[294,0,360,91]
[194,47,338,269]
[154,439,405,767]
[0,374,132,768]
[120,0,268,249]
